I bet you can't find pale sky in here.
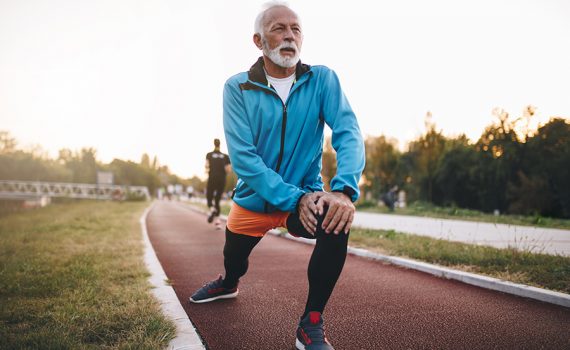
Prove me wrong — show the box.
[1,0,569,179]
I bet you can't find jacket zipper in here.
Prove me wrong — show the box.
[261,78,305,213]
[276,103,287,173]
[265,100,288,213]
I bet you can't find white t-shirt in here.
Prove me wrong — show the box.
[266,73,295,103]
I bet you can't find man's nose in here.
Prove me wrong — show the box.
[283,27,294,40]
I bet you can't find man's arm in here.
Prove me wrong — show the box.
[223,80,305,212]
[317,69,365,234]
[322,69,365,200]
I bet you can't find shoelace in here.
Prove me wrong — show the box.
[203,277,222,290]
[303,322,326,343]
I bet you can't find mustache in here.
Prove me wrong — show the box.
[278,41,298,51]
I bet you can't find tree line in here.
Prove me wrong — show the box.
[1,106,568,218]
[0,132,205,198]
[323,107,569,219]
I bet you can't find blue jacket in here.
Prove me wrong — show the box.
[223,57,365,213]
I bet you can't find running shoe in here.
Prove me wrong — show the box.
[189,275,238,303]
[207,208,216,223]
[296,311,334,350]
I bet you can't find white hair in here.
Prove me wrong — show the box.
[254,1,300,37]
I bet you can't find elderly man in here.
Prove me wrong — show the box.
[190,2,365,349]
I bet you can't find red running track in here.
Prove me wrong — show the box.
[146,201,570,350]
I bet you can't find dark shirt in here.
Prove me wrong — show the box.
[206,150,230,179]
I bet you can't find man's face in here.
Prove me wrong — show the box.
[260,6,303,68]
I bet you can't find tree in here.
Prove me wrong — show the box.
[507,171,552,216]
[475,108,523,212]
[0,131,17,154]
[363,135,400,200]
[321,137,337,192]
[433,135,480,208]
[140,153,151,169]
[407,113,447,203]
[59,148,100,183]
[109,159,161,197]
[522,118,570,217]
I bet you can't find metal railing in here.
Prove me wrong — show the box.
[0,180,150,201]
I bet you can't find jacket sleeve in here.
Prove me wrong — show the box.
[321,69,365,201]
[223,80,305,212]
[301,150,325,193]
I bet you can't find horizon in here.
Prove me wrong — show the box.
[3,112,565,181]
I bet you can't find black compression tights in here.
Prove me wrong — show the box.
[222,209,349,318]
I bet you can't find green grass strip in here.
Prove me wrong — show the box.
[0,201,176,349]
[350,227,570,294]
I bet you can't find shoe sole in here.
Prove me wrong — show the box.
[189,290,239,304]
[295,337,334,350]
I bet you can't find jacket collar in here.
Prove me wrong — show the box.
[248,56,311,86]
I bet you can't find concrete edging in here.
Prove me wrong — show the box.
[140,203,206,350]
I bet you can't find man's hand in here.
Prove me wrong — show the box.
[297,192,325,235]
[315,192,355,234]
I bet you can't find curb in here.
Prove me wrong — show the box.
[140,203,206,350]
[182,202,570,309]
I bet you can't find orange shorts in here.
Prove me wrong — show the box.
[226,202,290,237]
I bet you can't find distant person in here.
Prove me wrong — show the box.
[189,3,365,350]
[205,138,231,229]
[382,185,398,211]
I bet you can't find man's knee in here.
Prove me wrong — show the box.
[314,208,350,243]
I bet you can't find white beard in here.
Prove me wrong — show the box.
[262,38,300,68]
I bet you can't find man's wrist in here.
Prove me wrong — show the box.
[332,185,356,202]
[295,192,307,213]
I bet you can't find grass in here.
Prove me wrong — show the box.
[349,227,570,294]
[0,201,176,349]
[358,200,570,230]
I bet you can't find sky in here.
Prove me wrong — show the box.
[1,0,569,179]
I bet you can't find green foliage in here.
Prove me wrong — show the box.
[362,135,400,199]
[355,199,379,209]
[321,137,337,191]
[406,116,448,203]
[109,159,161,197]
[357,109,570,219]
[0,151,72,182]
[433,139,480,208]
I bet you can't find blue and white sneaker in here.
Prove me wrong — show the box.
[189,275,238,304]
[296,311,334,350]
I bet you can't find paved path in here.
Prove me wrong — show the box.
[353,211,570,256]
[146,201,570,350]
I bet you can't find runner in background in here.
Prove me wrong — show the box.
[205,138,231,229]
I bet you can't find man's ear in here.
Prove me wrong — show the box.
[253,33,263,50]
